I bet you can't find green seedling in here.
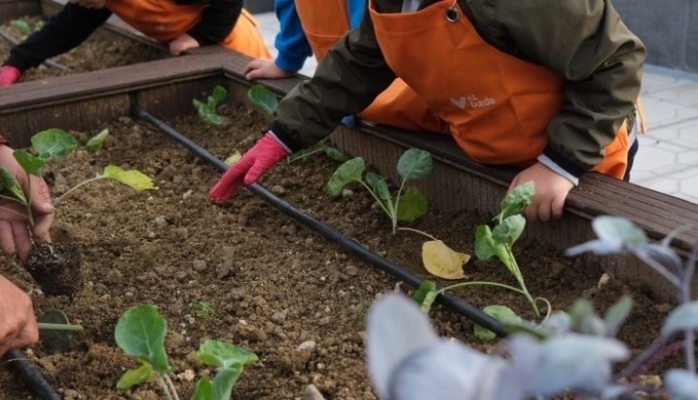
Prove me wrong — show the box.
[246,84,350,164]
[85,128,109,152]
[0,128,156,228]
[116,304,257,400]
[37,309,84,352]
[194,85,228,127]
[327,148,433,234]
[8,19,44,34]
[196,301,215,319]
[415,182,550,337]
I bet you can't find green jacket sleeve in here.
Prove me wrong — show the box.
[271,6,396,152]
[496,0,645,174]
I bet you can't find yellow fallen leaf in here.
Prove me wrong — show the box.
[422,240,470,280]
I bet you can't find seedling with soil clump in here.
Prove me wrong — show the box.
[0,128,156,298]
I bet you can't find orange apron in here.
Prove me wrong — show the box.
[106,0,271,59]
[294,0,444,132]
[369,0,630,178]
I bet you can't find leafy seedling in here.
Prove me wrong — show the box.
[246,84,350,164]
[196,301,215,319]
[116,304,258,400]
[327,148,433,234]
[194,85,228,127]
[85,128,109,152]
[415,182,549,341]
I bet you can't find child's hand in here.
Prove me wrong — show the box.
[508,162,574,222]
[169,34,200,56]
[244,59,296,80]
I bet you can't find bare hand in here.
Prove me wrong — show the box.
[244,59,296,80]
[169,34,200,56]
[0,275,38,356]
[508,162,574,222]
[0,145,54,261]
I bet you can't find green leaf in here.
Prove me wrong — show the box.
[322,146,351,163]
[13,149,48,176]
[116,363,153,390]
[31,128,78,159]
[396,187,428,222]
[211,85,228,105]
[211,367,244,400]
[396,148,433,182]
[491,214,526,246]
[100,165,157,191]
[592,216,648,246]
[474,305,521,341]
[114,304,171,373]
[499,181,535,220]
[201,112,223,127]
[421,291,438,313]
[248,84,278,115]
[604,295,633,335]
[86,129,109,152]
[192,378,213,400]
[0,167,27,204]
[10,20,31,34]
[366,172,391,203]
[413,280,438,309]
[224,151,242,166]
[474,225,497,261]
[195,340,258,369]
[326,157,365,196]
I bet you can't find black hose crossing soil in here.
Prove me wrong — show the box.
[3,349,62,400]
[133,104,508,337]
[0,29,69,71]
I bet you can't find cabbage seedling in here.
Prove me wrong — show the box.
[327,148,433,234]
[194,85,228,127]
[115,304,257,400]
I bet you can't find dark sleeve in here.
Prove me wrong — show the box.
[3,3,111,73]
[186,0,243,45]
[272,5,396,151]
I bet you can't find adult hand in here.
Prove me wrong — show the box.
[0,274,38,357]
[209,132,290,203]
[244,59,296,80]
[169,34,200,56]
[508,162,574,222]
[0,66,21,87]
[0,144,54,260]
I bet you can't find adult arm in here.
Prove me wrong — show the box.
[498,0,645,177]
[271,7,397,151]
[3,3,111,73]
[186,0,242,46]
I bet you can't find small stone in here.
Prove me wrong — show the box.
[271,309,288,323]
[345,266,358,276]
[193,260,207,272]
[296,340,316,352]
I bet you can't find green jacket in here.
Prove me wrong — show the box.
[270,0,646,177]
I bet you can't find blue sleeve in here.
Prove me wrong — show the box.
[273,0,313,72]
[347,0,366,29]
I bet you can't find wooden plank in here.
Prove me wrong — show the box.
[0,0,40,21]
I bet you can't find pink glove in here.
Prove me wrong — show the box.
[209,132,290,203]
[0,66,21,87]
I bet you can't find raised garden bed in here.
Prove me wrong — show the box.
[0,11,698,400]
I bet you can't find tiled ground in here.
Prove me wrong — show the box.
[254,12,698,204]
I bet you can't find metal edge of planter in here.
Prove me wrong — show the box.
[0,44,695,302]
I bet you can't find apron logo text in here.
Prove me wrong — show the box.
[450,95,496,109]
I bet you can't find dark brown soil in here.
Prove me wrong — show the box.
[0,101,683,400]
[24,241,83,299]
[0,15,166,83]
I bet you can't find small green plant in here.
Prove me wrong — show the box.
[246,84,350,164]
[194,85,228,127]
[9,19,43,34]
[0,128,156,228]
[327,148,433,234]
[116,304,257,400]
[415,182,550,337]
[196,301,215,319]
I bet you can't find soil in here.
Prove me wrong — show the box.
[0,15,166,83]
[0,101,685,400]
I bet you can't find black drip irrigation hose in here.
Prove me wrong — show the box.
[3,349,62,400]
[133,105,508,337]
[0,29,69,71]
